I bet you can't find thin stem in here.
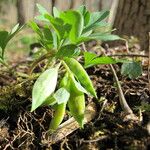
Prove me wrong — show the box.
[61,60,71,74]
[108,54,148,58]
[148,32,150,90]
[109,64,133,114]
[82,43,87,52]
[28,52,55,75]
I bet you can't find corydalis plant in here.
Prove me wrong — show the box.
[30,4,121,132]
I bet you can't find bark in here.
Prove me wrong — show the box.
[16,0,25,25]
[114,0,150,51]
[51,0,56,14]
[70,0,75,9]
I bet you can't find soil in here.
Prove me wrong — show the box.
[0,42,150,150]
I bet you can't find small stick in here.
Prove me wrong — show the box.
[148,32,150,90]
[100,46,138,120]
[81,135,108,143]
[108,54,148,58]
[109,64,133,114]
[82,43,87,52]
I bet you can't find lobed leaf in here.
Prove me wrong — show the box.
[45,14,71,40]
[60,10,84,42]
[121,61,142,79]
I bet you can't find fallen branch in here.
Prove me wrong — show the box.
[42,102,96,144]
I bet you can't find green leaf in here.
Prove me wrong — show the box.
[36,3,49,15]
[64,58,97,97]
[84,52,129,68]
[0,31,9,51]
[28,21,42,36]
[60,10,84,42]
[70,74,89,94]
[89,33,121,41]
[83,10,109,33]
[53,7,60,17]
[76,36,91,44]
[89,21,109,29]
[35,3,49,22]
[86,56,117,68]
[77,5,90,26]
[84,52,97,66]
[121,61,142,79]
[43,27,53,40]
[45,14,71,40]
[0,24,22,59]
[56,44,80,58]
[31,67,58,111]
[42,96,56,106]
[84,53,117,68]
[53,88,70,104]
[8,24,23,41]
[52,31,58,49]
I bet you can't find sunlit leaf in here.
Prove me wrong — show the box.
[77,5,90,26]
[84,56,117,68]
[83,11,109,33]
[60,10,84,42]
[31,67,58,111]
[36,3,49,15]
[89,33,121,41]
[84,52,97,66]
[53,7,60,17]
[53,88,70,104]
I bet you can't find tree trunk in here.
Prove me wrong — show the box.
[114,0,150,51]
[16,0,25,25]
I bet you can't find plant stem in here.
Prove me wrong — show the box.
[28,52,55,75]
[61,60,72,75]
[83,43,135,115]
[109,64,133,114]
[108,54,148,58]
[148,32,150,91]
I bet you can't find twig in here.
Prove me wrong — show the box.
[98,45,138,120]
[42,102,96,144]
[148,32,150,90]
[81,135,108,143]
[109,64,133,114]
[83,43,137,121]
[108,54,148,58]
[82,43,87,52]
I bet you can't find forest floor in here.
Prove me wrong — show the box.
[0,39,150,150]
